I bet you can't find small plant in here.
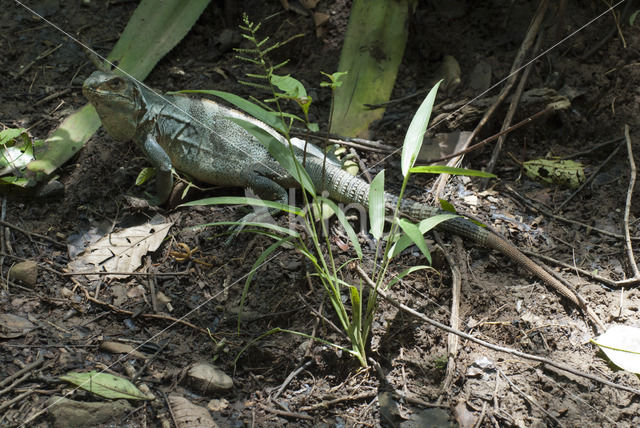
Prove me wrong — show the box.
[182,15,494,367]
[0,128,41,186]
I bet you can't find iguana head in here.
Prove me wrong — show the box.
[83,71,142,141]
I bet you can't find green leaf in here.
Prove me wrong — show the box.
[386,265,432,289]
[26,104,101,184]
[60,371,153,400]
[193,221,300,238]
[391,213,458,259]
[401,80,441,177]
[416,213,459,235]
[0,176,30,186]
[439,199,456,213]
[270,74,308,98]
[0,128,27,146]
[369,170,385,240]
[330,0,411,137]
[349,285,362,339]
[592,325,640,374]
[0,132,34,175]
[135,167,156,185]
[396,218,431,263]
[410,165,496,178]
[28,0,211,185]
[106,0,212,79]
[320,71,348,88]
[630,10,639,26]
[180,196,304,217]
[317,197,363,259]
[228,117,316,197]
[174,89,287,134]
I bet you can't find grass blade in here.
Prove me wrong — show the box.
[401,81,441,177]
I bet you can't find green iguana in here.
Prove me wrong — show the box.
[82,70,605,331]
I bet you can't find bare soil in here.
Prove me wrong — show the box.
[1,1,639,427]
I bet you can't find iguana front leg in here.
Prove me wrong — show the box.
[140,134,173,205]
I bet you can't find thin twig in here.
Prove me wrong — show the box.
[519,249,618,287]
[354,264,640,396]
[420,105,557,165]
[0,389,35,414]
[563,136,624,159]
[33,88,71,106]
[0,356,44,389]
[292,127,395,153]
[78,287,208,334]
[433,233,462,393]
[298,391,377,412]
[271,360,313,400]
[13,43,62,79]
[504,185,639,241]
[259,403,313,420]
[622,125,639,278]
[1,197,6,289]
[556,140,624,212]
[497,367,564,427]
[63,270,189,277]
[431,0,549,199]
[0,219,66,248]
[483,25,545,187]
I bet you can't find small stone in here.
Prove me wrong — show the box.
[8,260,38,287]
[47,396,132,428]
[207,398,229,412]
[186,362,233,395]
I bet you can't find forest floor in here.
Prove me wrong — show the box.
[1,1,640,427]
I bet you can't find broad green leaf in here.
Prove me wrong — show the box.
[416,213,459,235]
[0,128,27,146]
[228,117,316,196]
[180,196,304,217]
[270,74,308,98]
[391,213,458,259]
[410,165,496,178]
[0,176,30,186]
[401,80,441,177]
[23,0,211,185]
[60,371,153,400]
[0,132,35,175]
[107,0,211,79]
[331,0,412,137]
[396,218,431,263]
[369,170,385,240]
[174,89,287,134]
[27,104,101,183]
[439,199,456,213]
[592,325,640,374]
[194,221,300,238]
[317,197,363,259]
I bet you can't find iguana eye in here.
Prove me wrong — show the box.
[106,77,125,91]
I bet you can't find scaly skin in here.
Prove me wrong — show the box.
[83,71,605,332]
